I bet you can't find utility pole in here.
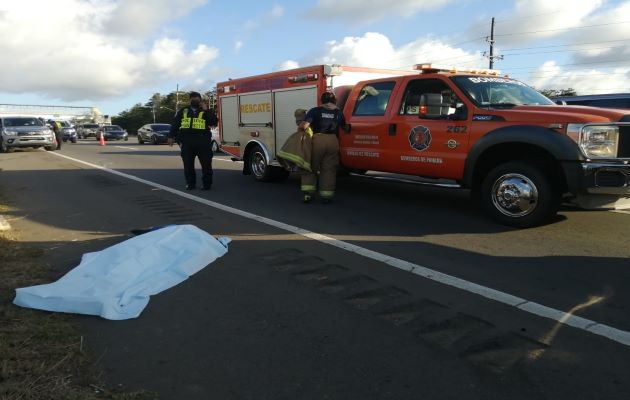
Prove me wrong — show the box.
[176,83,179,110]
[484,17,503,69]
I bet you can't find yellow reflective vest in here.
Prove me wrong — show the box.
[180,109,206,131]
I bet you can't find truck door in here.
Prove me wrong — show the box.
[339,80,398,171]
[389,78,470,180]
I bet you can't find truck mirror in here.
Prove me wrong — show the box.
[419,93,445,119]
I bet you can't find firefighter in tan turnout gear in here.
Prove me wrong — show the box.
[299,92,348,203]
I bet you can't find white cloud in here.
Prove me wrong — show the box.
[0,1,217,101]
[529,61,630,95]
[316,32,484,70]
[234,40,243,52]
[147,39,218,76]
[307,0,453,24]
[242,4,284,32]
[493,0,603,45]
[275,60,300,71]
[565,1,630,67]
[104,0,207,38]
[508,1,630,94]
[269,4,284,18]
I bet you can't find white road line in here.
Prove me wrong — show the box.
[49,151,630,347]
[114,146,139,150]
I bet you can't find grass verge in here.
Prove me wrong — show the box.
[0,210,153,399]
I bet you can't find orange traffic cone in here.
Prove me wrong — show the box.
[99,132,106,146]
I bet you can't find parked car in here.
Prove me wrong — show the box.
[552,93,630,109]
[96,125,128,141]
[210,127,220,152]
[0,116,56,152]
[77,123,100,139]
[59,121,77,143]
[137,123,171,145]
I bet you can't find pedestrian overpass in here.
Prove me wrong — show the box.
[0,104,110,124]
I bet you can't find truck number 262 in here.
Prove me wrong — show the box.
[446,126,467,133]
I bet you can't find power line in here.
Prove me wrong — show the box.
[493,8,570,24]
[504,57,630,71]
[499,38,630,52]
[494,20,630,38]
[526,71,630,78]
[502,45,628,57]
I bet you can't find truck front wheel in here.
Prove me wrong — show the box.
[481,161,560,228]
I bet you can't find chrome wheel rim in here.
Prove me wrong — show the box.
[251,151,267,178]
[491,173,539,217]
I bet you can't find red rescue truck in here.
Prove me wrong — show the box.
[217,64,630,227]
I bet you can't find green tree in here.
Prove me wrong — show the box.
[539,88,577,98]
[112,91,193,135]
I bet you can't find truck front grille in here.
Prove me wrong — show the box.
[619,126,630,158]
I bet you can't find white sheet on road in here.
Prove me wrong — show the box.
[13,225,231,320]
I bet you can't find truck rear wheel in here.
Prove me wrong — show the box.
[249,144,274,182]
[481,161,560,228]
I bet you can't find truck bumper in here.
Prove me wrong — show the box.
[565,162,630,210]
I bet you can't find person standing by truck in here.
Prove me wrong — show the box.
[299,91,347,203]
[49,120,62,150]
[167,91,219,190]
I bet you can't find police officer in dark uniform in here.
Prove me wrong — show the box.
[167,91,218,190]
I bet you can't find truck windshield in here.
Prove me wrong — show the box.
[451,76,555,108]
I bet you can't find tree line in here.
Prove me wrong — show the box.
[112,90,216,135]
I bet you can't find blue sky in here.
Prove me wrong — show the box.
[1,0,629,116]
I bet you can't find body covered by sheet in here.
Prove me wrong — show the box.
[13,225,231,320]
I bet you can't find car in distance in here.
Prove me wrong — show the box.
[96,125,128,141]
[137,123,171,145]
[552,93,630,110]
[210,127,220,152]
[60,121,78,143]
[0,116,56,152]
[78,123,100,139]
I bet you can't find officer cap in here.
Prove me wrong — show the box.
[189,91,202,98]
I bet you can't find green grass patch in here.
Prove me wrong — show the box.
[0,230,154,399]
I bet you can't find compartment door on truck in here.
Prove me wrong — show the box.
[391,77,470,180]
[273,86,317,156]
[219,94,239,144]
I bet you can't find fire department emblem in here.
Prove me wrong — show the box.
[408,125,431,152]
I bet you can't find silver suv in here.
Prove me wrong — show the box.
[0,116,56,152]
[78,123,100,139]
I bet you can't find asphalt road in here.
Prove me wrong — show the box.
[1,140,629,399]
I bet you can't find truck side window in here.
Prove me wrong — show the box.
[400,79,467,120]
[353,81,395,116]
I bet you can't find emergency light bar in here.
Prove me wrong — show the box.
[414,63,501,76]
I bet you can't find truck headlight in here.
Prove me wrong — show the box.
[567,124,619,159]
[2,129,18,136]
